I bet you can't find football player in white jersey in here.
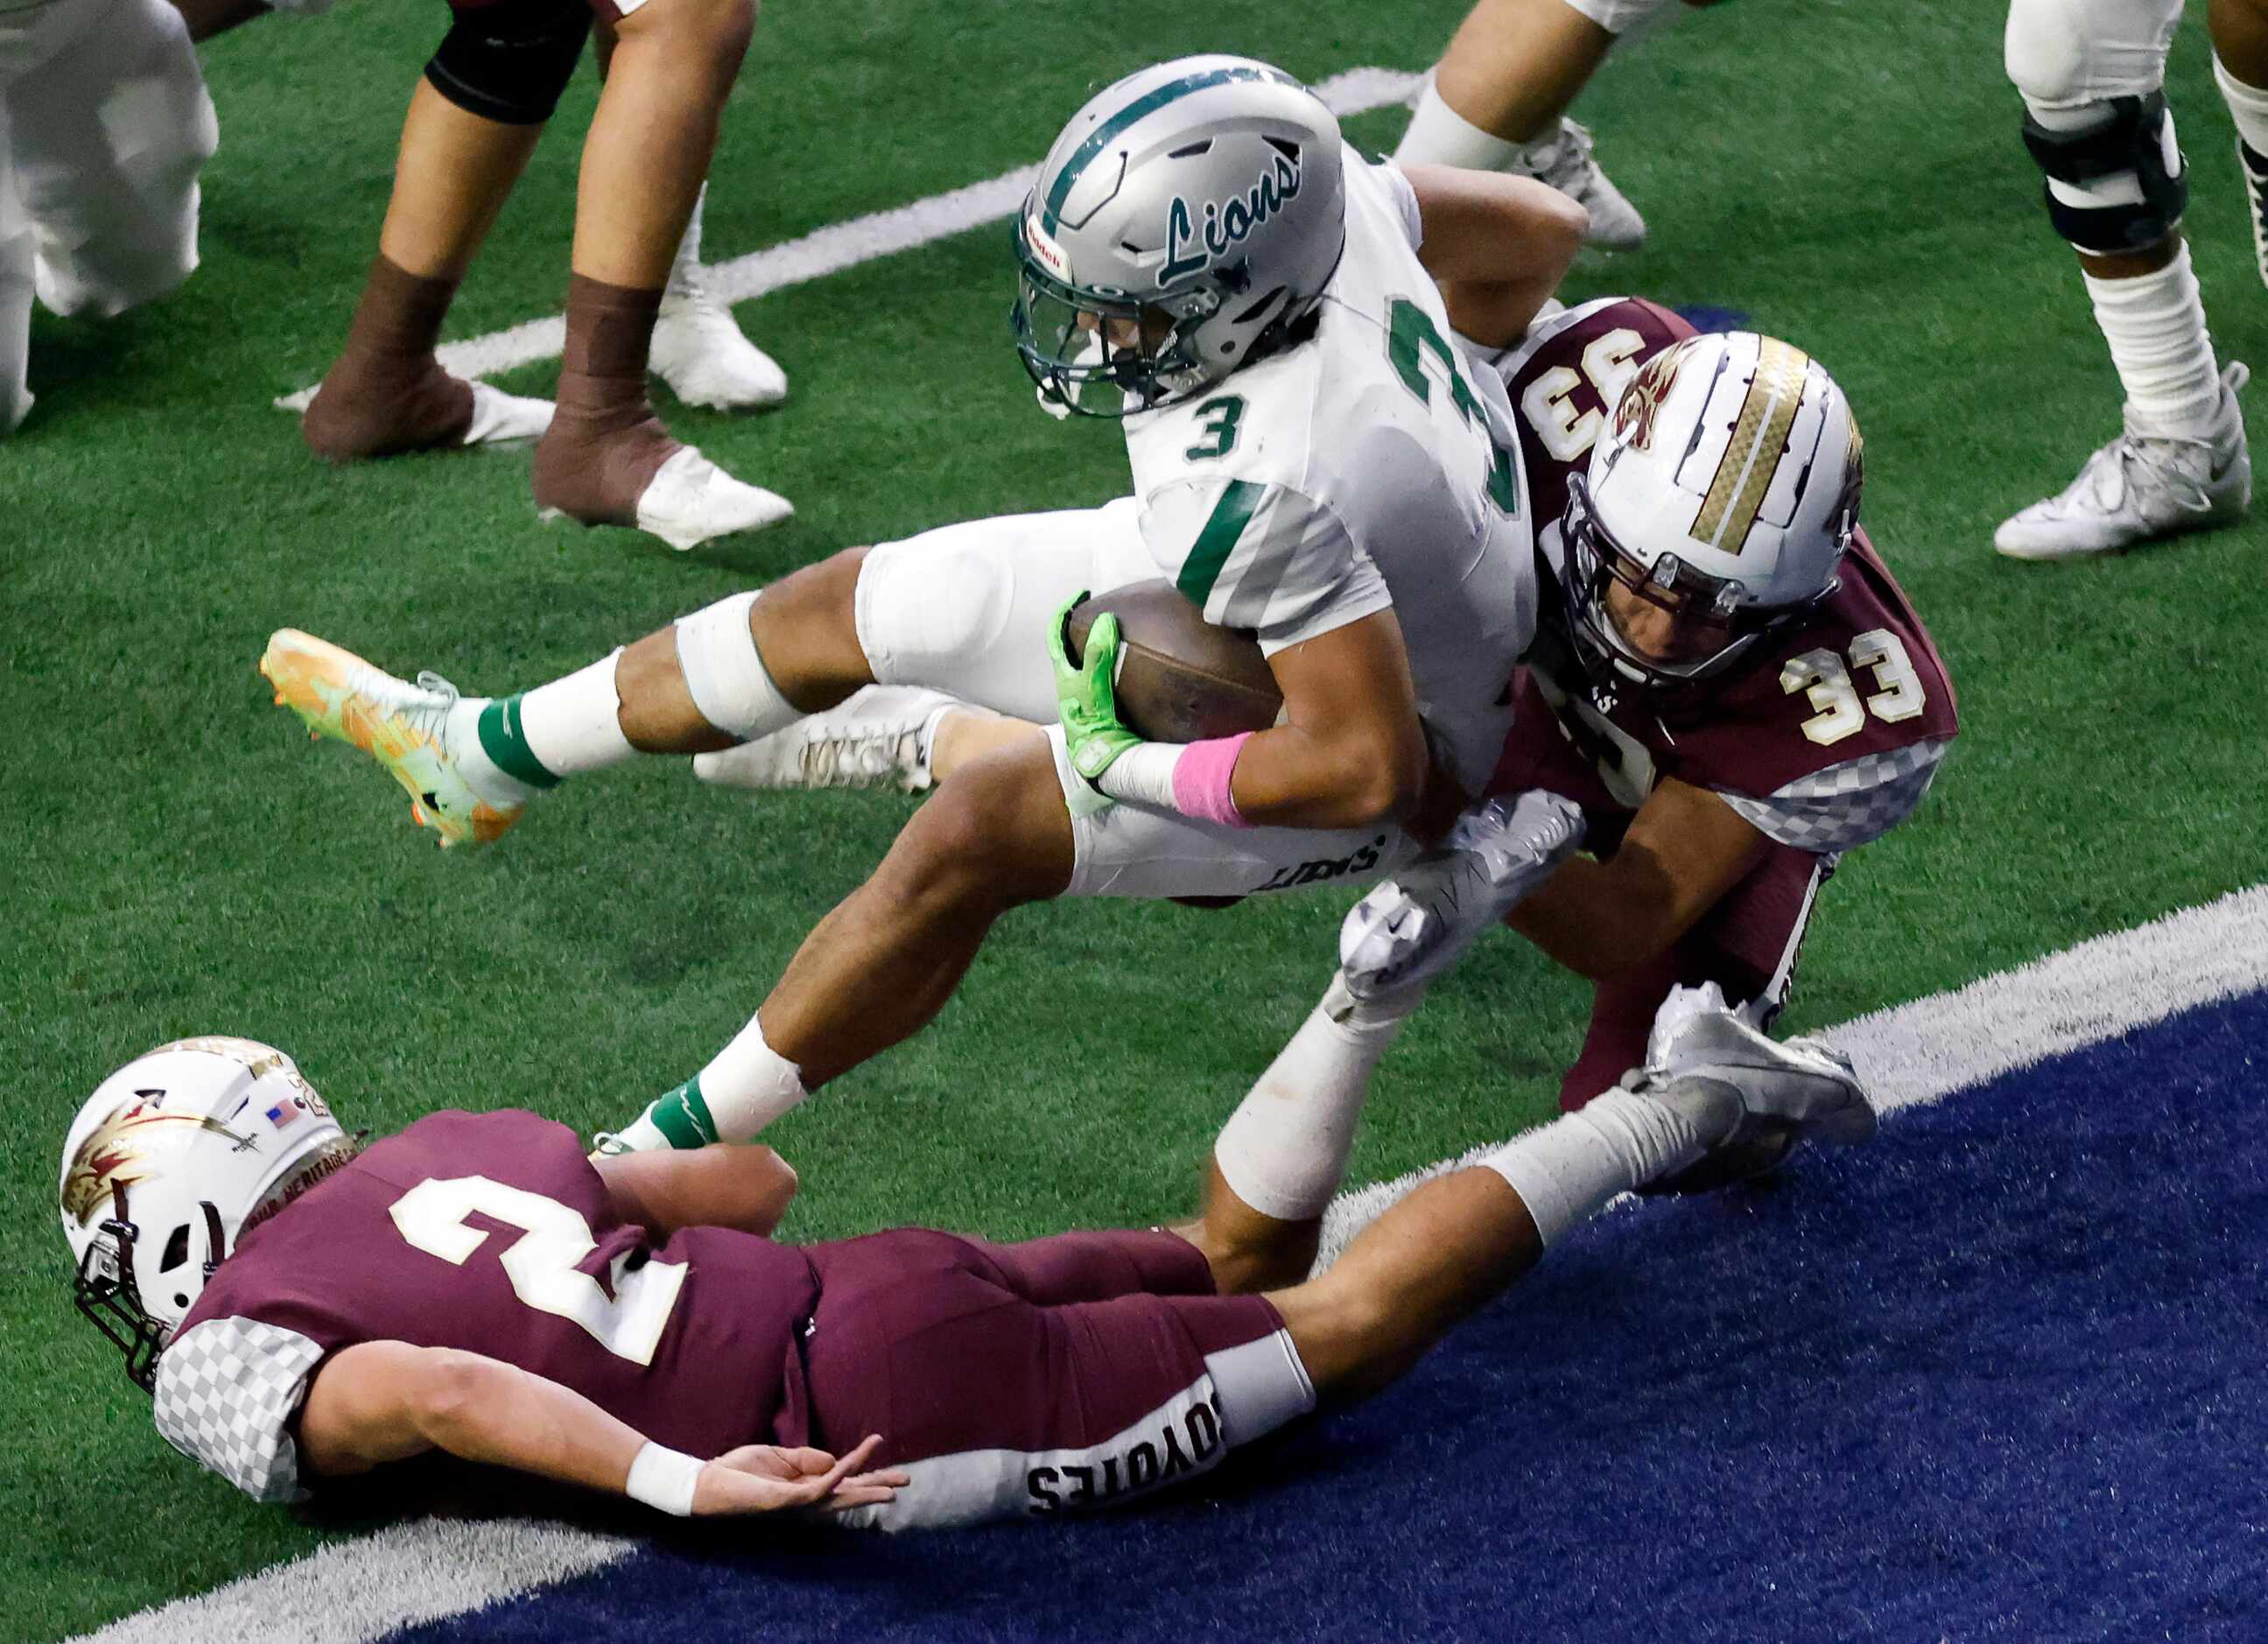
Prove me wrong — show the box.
[1993,0,2264,557]
[257,55,1586,1152]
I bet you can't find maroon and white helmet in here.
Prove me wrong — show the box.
[1561,330,1864,694]
[60,1037,346,1390]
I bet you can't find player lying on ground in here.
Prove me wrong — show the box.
[179,0,794,549]
[258,55,1588,1150]
[705,311,1957,1163]
[61,993,1876,1528]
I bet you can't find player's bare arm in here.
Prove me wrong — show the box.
[1228,611,1430,828]
[1506,776,1766,977]
[1402,163,1589,347]
[593,1144,800,1238]
[298,1340,903,1515]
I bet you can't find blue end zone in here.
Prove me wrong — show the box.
[398,989,2268,1641]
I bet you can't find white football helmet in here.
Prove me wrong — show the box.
[60,1037,348,1390]
[1559,330,1864,697]
[1012,54,1347,417]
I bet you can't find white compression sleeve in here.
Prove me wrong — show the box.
[1478,1088,1705,1247]
[675,591,800,740]
[1212,976,1425,1221]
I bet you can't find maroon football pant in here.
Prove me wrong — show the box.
[1488,697,1833,1112]
[795,1227,1313,1530]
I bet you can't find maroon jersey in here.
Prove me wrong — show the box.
[1485,298,1959,855]
[152,1110,818,1502]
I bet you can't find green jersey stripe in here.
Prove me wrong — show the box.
[1042,65,1295,233]
[1176,480,1265,610]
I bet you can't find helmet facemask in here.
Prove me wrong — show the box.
[72,1184,226,1394]
[1012,221,1219,418]
[1560,473,1844,704]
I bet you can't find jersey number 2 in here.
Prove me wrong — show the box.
[390,1177,688,1366]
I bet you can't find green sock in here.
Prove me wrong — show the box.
[476,697,564,790]
[642,1077,720,1149]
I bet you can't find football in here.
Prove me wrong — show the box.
[1064,580,1282,744]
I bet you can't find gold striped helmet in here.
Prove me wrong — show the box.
[1562,331,1862,696]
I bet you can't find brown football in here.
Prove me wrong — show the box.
[1065,580,1282,744]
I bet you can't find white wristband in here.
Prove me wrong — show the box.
[625,1442,704,1517]
[1094,740,1182,809]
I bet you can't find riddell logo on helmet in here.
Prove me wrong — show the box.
[1611,348,1683,453]
[1025,214,1072,282]
[1160,149,1302,287]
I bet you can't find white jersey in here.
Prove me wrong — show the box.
[1120,150,1537,790]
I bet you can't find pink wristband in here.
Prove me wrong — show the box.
[1171,733,1255,829]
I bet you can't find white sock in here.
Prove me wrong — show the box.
[1395,80,1519,170]
[519,650,637,776]
[615,1013,809,1151]
[2215,54,2268,156]
[670,183,708,291]
[1213,977,1424,1220]
[1478,1088,1706,1247]
[2082,242,2222,437]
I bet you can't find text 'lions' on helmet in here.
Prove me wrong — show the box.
[60,1037,349,1391]
[1012,54,1347,418]
[1561,330,1864,697]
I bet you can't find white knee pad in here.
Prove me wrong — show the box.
[853,537,1057,720]
[1562,0,1677,39]
[673,590,797,739]
[2004,0,2180,109]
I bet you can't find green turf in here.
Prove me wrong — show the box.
[6,1,2264,1637]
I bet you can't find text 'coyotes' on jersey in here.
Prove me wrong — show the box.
[153,1110,818,1502]
[1487,298,1958,856]
[1121,149,1539,792]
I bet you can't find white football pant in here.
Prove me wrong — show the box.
[2005,0,2182,111]
[853,499,1423,902]
[0,0,216,432]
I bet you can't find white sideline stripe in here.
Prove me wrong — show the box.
[69,1519,635,1644]
[271,67,1425,412]
[73,881,2267,1644]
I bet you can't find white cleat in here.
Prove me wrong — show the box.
[1630,982,1878,1194]
[650,271,789,411]
[1994,362,2250,559]
[1513,118,1647,250]
[1338,790,1585,1002]
[629,445,794,552]
[462,382,553,446]
[693,686,963,794]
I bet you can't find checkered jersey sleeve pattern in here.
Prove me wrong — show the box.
[1717,739,1950,854]
[154,1317,326,1503]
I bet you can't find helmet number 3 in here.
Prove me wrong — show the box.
[390,1176,687,1366]
[1783,630,1927,745]
[1385,299,1520,515]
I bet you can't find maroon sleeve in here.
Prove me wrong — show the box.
[157,1111,818,1501]
[1662,534,1958,854]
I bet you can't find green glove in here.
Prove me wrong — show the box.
[1048,592,1144,797]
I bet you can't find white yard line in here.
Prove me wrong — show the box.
[74,881,2268,1644]
[274,67,1425,412]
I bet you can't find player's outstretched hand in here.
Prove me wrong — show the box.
[693,1433,908,1515]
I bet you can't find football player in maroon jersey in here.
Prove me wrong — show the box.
[64,1006,1875,1527]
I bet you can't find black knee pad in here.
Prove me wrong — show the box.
[425,0,594,127]
[2019,90,2188,253]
